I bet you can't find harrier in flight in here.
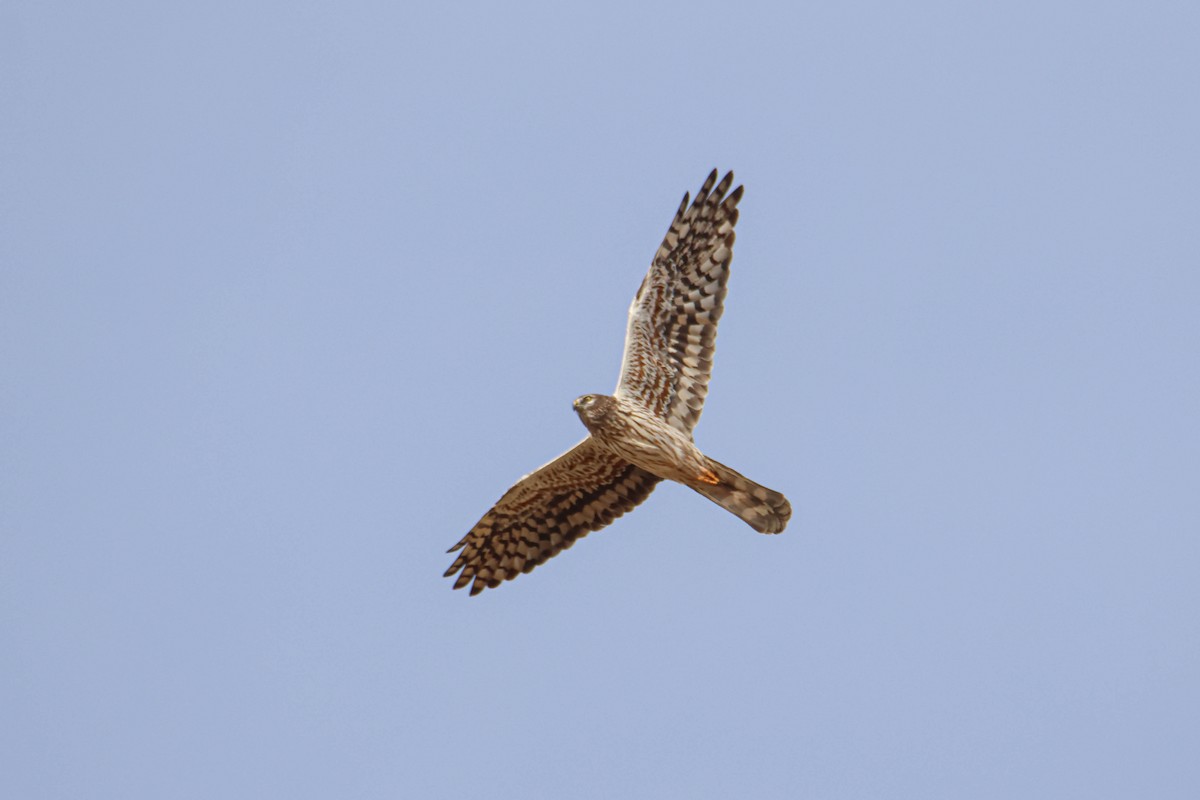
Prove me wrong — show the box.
[445,170,790,595]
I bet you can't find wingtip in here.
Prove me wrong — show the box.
[715,170,735,197]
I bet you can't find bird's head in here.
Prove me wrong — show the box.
[573,393,614,431]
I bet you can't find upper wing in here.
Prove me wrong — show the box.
[445,438,662,596]
[615,170,743,433]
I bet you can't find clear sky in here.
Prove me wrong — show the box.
[4,2,1198,797]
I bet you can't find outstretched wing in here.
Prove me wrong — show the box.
[445,439,661,596]
[615,170,742,434]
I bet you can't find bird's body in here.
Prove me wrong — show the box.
[573,393,708,486]
[574,392,790,535]
[445,170,791,595]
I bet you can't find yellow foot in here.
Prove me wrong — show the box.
[697,467,720,485]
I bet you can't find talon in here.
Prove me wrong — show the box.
[697,468,720,485]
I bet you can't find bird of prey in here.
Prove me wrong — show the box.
[445,170,790,595]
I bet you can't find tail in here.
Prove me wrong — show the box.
[688,457,791,534]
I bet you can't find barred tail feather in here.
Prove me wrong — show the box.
[688,457,791,534]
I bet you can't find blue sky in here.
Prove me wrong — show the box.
[3,1,1198,797]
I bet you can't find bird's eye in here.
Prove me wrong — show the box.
[582,395,593,404]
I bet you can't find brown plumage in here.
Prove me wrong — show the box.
[446,170,791,595]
